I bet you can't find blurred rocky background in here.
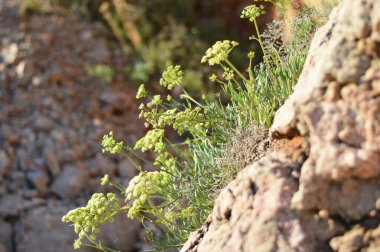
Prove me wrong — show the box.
[0,0,145,251]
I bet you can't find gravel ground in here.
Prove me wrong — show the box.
[0,1,146,251]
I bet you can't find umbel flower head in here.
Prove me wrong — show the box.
[134,129,165,153]
[147,95,163,108]
[136,84,147,99]
[62,193,120,249]
[201,40,239,66]
[125,171,167,218]
[101,174,110,186]
[160,65,183,90]
[101,131,123,154]
[240,3,266,22]
[154,152,177,175]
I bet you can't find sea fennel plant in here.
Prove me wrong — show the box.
[62,1,325,250]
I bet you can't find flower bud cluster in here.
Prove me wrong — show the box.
[134,129,165,153]
[240,3,266,22]
[62,193,120,249]
[201,40,238,66]
[101,131,123,154]
[173,107,208,136]
[154,152,177,175]
[160,65,184,90]
[125,171,167,218]
[136,84,148,99]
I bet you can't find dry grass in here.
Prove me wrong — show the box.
[215,123,272,182]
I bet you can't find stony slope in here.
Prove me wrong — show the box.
[0,1,144,251]
[181,0,380,251]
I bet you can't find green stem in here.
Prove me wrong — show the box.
[225,60,249,83]
[83,231,119,252]
[146,197,194,231]
[82,243,105,250]
[253,19,269,66]
[181,91,205,108]
[122,147,150,167]
[109,181,126,195]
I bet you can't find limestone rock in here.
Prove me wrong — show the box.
[182,0,380,251]
[271,0,376,137]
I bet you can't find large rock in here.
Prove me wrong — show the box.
[271,0,376,137]
[182,0,380,251]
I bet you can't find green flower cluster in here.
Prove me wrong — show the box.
[209,74,218,82]
[125,171,167,218]
[137,68,211,139]
[62,193,120,249]
[240,3,266,22]
[173,107,208,136]
[154,152,177,174]
[147,95,163,108]
[101,174,110,186]
[139,103,177,129]
[134,129,165,152]
[222,68,235,81]
[136,84,148,99]
[201,40,238,66]
[159,65,183,90]
[101,131,123,154]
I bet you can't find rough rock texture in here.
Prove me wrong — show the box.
[182,0,380,251]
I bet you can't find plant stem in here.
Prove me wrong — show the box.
[225,60,249,83]
[253,19,265,58]
[146,197,193,231]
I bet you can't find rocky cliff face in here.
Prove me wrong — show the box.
[181,0,380,251]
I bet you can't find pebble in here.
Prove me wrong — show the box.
[0,219,12,252]
[1,42,18,64]
[34,115,53,132]
[9,171,27,192]
[50,165,87,199]
[26,169,49,195]
[44,148,61,176]
[0,193,24,218]
[0,150,11,176]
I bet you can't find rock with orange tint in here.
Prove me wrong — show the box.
[182,0,380,251]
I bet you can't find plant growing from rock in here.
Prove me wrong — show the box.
[62,1,333,250]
